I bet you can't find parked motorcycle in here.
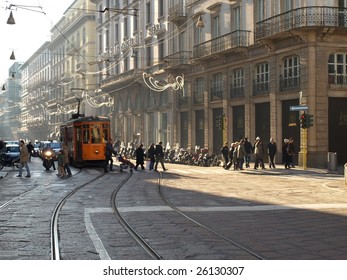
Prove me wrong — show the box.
[0,153,20,170]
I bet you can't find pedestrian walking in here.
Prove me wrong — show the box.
[154,141,167,171]
[104,138,117,172]
[134,144,145,170]
[288,137,296,168]
[57,150,66,177]
[26,141,34,162]
[220,141,229,169]
[147,143,156,171]
[253,137,265,170]
[268,137,277,169]
[62,143,72,177]
[237,139,246,170]
[17,140,31,178]
[243,137,253,168]
[282,138,291,169]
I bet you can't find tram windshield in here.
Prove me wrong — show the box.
[91,125,102,143]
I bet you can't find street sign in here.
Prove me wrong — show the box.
[290,105,308,111]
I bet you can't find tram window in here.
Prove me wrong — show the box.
[83,129,90,143]
[91,127,102,143]
[103,129,109,142]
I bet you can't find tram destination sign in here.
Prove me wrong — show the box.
[290,105,308,111]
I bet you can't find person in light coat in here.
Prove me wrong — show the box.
[17,140,31,178]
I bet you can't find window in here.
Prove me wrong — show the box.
[328,53,347,84]
[257,0,265,22]
[146,46,152,67]
[212,15,220,38]
[233,7,241,31]
[146,1,151,24]
[253,63,269,95]
[194,21,203,45]
[211,73,223,101]
[194,78,204,104]
[158,0,164,17]
[280,56,300,91]
[124,17,128,37]
[115,23,119,42]
[231,68,244,98]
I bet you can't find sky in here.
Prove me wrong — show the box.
[0,0,75,82]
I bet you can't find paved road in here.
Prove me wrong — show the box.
[0,157,346,260]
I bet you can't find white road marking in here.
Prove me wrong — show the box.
[84,208,111,260]
[84,203,347,259]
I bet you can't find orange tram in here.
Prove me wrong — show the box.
[59,116,111,167]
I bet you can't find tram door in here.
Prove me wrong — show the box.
[75,125,83,163]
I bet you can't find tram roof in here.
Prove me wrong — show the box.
[62,116,110,126]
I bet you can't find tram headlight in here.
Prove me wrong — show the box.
[94,149,99,154]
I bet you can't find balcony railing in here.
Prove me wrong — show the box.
[193,91,204,104]
[193,30,251,59]
[229,86,245,99]
[279,76,300,92]
[210,89,223,102]
[163,51,191,69]
[328,74,347,86]
[168,1,187,23]
[253,81,270,96]
[256,6,347,40]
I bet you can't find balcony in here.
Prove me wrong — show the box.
[229,86,245,99]
[168,2,187,26]
[163,51,191,70]
[210,89,223,102]
[193,30,251,60]
[279,76,300,92]
[253,81,270,96]
[193,91,204,104]
[75,63,87,73]
[255,6,347,40]
[61,73,74,82]
[100,68,141,88]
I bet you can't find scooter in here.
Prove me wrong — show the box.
[42,149,54,171]
[0,153,20,170]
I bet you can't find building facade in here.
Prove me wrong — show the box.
[12,0,347,167]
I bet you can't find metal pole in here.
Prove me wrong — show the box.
[303,128,307,170]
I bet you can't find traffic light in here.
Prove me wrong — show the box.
[300,113,307,129]
[307,114,314,128]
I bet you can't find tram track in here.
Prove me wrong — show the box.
[110,170,265,260]
[50,169,102,260]
[158,172,265,260]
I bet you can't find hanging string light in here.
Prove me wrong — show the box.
[142,72,184,92]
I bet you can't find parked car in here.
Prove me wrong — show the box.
[2,144,20,163]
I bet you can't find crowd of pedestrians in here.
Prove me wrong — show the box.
[220,136,296,171]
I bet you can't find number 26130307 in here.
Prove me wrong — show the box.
[196,266,244,276]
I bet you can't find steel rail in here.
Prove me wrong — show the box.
[157,172,265,260]
[50,171,104,260]
[110,172,162,260]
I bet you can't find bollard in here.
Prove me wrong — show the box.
[328,152,337,171]
[345,163,347,185]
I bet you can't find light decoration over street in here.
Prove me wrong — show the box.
[142,72,184,92]
[42,90,114,116]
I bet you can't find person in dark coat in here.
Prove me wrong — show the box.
[135,144,145,170]
[104,139,117,172]
[147,143,156,171]
[244,137,253,168]
[154,141,167,171]
[26,141,34,162]
[220,141,229,169]
[267,137,277,169]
